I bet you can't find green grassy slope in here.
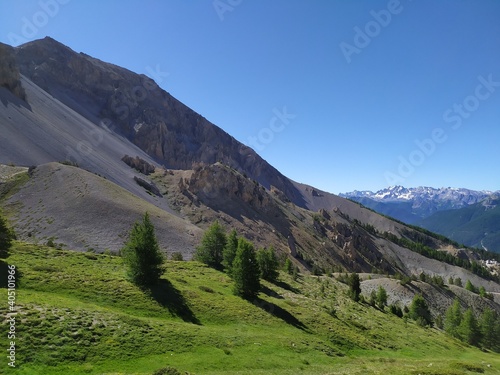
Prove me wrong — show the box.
[1,243,499,375]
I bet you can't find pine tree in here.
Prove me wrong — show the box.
[409,294,432,327]
[376,285,388,309]
[444,298,462,338]
[459,308,481,346]
[284,258,294,275]
[256,246,279,283]
[465,280,477,293]
[232,238,261,299]
[195,221,226,269]
[348,273,361,302]
[121,212,165,287]
[0,212,15,257]
[479,308,497,350]
[222,229,238,276]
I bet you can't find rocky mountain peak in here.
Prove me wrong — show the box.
[0,42,26,101]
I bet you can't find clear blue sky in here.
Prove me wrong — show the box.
[2,0,500,194]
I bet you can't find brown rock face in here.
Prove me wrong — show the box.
[13,37,305,208]
[0,43,26,101]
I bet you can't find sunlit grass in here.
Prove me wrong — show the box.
[1,242,499,374]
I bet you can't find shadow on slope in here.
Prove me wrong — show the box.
[252,297,309,332]
[147,279,201,325]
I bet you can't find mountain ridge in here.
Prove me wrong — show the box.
[1,36,498,279]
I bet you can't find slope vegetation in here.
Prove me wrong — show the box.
[1,242,500,375]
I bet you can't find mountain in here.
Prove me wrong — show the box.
[1,36,499,281]
[417,194,500,253]
[10,37,306,208]
[341,186,494,224]
[1,36,500,374]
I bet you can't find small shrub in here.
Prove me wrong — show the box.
[198,285,215,293]
[170,252,184,261]
[389,304,403,318]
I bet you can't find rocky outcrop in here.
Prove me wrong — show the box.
[134,176,162,197]
[122,155,155,175]
[0,43,26,101]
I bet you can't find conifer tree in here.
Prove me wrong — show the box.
[256,246,279,283]
[232,238,260,299]
[376,286,388,309]
[409,294,432,327]
[348,273,361,302]
[121,212,165,287]
[479,308,497,350]
[465,280,477,293]
[195,221,226,269]
[459,308,481,346]
[223,229,238,276]
[444,298,462,338]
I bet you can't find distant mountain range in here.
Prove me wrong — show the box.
[341,186,500,253]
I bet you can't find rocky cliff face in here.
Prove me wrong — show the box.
[14,37,304,207]
[0,43,26,101]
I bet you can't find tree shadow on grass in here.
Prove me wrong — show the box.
[252,297,309,332]
[147,279,201,325]
[260,285,284,299]
[274,280,301,294]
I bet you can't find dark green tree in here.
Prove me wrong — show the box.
[409,294,432,327]
[459,308,481,346]
[435,314,444,329]
[348,273,361,302]
[444,298,462,338]
[121,212,165,287]
[232,238,261,299]
[478,286,488,298]
[369,290,377,307]
[376,285,388,309]
[256,246,279,283]
[222,229,238,276]
[465,280,477,293]
[195,221,226,269]
[0,213,15,257]
[479,308,497,350]
[454,277,463,287]
[284,258,294,275]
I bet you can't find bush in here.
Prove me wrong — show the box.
[389,304,403,318]
[170,252,184,261]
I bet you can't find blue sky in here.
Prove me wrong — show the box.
[1,0,500,194]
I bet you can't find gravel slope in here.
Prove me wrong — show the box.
[3,163,202,257]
